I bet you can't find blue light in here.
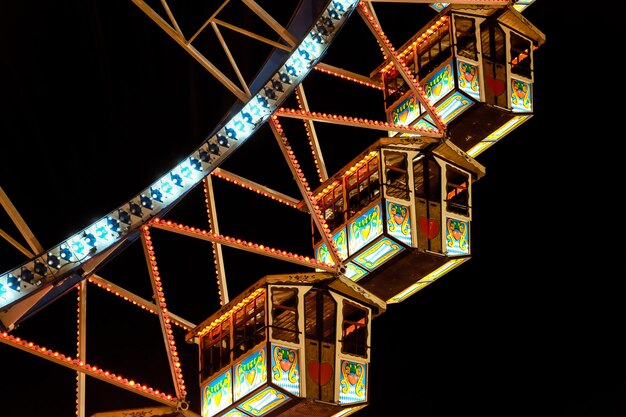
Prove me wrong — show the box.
[234,119,245,132]
[150,188,163,202]
[59,247,73,261]
[180,164,193,178]
[161,182,173,197]
[83,232,97,246]
[171,172,183,187]
[7,274,19,291]
[241,112,252,123]
[257,95,270,108]
[72,240,85,255]
[225,127,237,139]
[107,217,120,233]
[189,157,202,171]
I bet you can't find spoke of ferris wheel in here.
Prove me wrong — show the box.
[270,118,343,269]
[314,62,383,90]
[87,274,196,331]
[77,282,87,417]
[241,0,298,47]
[130,0,251,102]
[131,0,300,102]
[210,21,252,97]
[0,186,44,255]
[141,230,188,401]
[0,228,33,258]
[203,176,230,306]
[296,84,329,183]
[274,108,443,138]
[149,219,335,272]
[211,168,301,208]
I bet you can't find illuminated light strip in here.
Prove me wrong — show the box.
[211,168,299,208]
[270,117,342,268]
[86,276,194,331]
[314,63,383,90]
[274,108,442,137]
[330,405,366,417]
[295,87,326,183]
[466,115,531,158]
[195,288,266,337]
[203,177,229,307]
[76,284,86,417]
[387,258,469,303]
[148,219,336,271]
[423,0,511,4]
[313,179,341,201]
[0,331,178,407]
[142,228,188,399]
[0,0,361,310]
[312,150,378,201]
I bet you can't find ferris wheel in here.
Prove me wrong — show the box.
[0,1,544,416]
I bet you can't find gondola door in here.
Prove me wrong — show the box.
[304,289,337,403]
[414,155,443,253]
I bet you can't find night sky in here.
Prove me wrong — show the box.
[1,1,625,416]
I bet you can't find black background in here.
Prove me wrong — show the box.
[1,1,624,416]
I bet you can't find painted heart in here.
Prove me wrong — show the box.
[418,216,439,239]
[485,75,505,96]
[280,359,291,372]
[347,373,358,386]
[213,391,222,406]
[433,82,442,97]
[361,224,371,240]
[308,360,333,386]
[246,369,256,385]
[398,107,408,124]
[394,214,405,225]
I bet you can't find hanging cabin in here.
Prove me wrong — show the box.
[371,3,546,157]
[310,138,485,303]
[186,272,385,417]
